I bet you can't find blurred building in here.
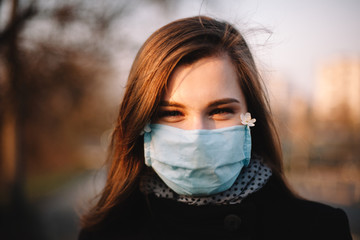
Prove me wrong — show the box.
[311,58,360,166]
[313,58,360,125]
[265,60,360,208]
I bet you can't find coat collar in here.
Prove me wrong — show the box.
[144,175,290,239]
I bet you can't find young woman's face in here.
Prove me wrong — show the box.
[154,55,248,130]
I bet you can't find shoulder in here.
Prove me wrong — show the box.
[290,197,351,229]
[284,198,352,239]
[246,176,352,240]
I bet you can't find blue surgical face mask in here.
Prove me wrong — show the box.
[143,124,252,196]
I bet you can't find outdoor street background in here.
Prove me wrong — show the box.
[1,0,359,239]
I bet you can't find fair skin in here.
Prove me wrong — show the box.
[154,54,248,130]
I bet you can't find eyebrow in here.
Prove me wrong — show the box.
[159,101,185,108]
[160,98,240,108]
[208,98,240,108]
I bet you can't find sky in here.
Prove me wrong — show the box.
[113,0,360,100]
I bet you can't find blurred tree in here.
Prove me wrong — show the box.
[0,0,131,239]
[0,1,38,239]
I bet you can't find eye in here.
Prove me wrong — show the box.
[159,110,183,117]
[155,109,185,123]
[209,108,234,120]
[209,108,234,115]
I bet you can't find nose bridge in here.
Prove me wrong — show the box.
[189,112,209,130]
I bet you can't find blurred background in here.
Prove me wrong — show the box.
[0,0,359,239]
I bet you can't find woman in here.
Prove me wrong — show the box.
[79,16,352,239]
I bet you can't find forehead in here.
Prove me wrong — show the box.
[163,55,245,104]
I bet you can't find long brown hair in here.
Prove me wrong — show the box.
[81,16,287,229]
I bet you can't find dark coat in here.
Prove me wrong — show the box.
[78,176,352,240]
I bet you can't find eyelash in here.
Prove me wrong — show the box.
[158,110,183,118]
[209,108,234,116]
[158,108,234,118]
